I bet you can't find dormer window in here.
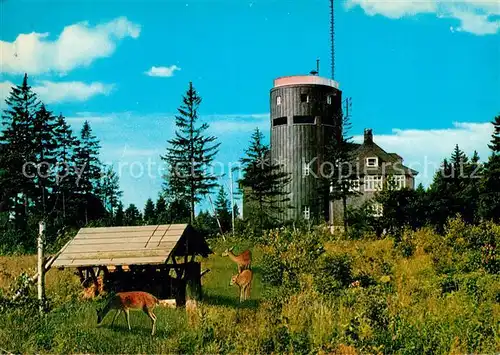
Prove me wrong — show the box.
[366,157,378,168]
[276,96,282,105]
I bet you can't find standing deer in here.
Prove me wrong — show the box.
[222,247,252,273]
[229,269,253,302]
[97,291,159,335]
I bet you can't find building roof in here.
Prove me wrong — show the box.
[52,224,212,268]
[273,75,340,89]
[350,129,418,177]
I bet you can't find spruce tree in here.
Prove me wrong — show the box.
[115,202,124,226]
[100,166,122,220]
[323,113,360,230]
[239,128,290,229]
[155,195,168,224]
[74,121,102,224]
[31,104,58,216]
[0,74,40,224]
[161,82,220,223]
[214,186,232,232]
[479,115,500,222]
[143,198,156,225]
[53,114,79,219]
[124,204,142,226]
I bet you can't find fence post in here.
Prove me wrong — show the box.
[38,221,46,314]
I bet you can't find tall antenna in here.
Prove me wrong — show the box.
[330,0,335,80]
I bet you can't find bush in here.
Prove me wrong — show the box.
[313,254,353,297]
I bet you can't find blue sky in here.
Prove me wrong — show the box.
[1,0,499,214]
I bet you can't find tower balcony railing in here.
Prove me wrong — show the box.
[273,75,340,89]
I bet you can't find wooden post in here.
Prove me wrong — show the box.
[229,171,235,239]
[37,221,45,314]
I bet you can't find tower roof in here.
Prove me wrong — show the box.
[273,75,340,89]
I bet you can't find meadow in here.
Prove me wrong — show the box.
[0,219,499,354]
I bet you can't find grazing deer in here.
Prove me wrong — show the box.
[229,269,253,302]
[96,291,159,335]
[222,247,252,273]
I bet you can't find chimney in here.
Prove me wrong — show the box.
[364,129,373,144]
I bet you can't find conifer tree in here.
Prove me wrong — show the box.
[323,113,360,230]
[124,204,142,226]
[479,115,500,222]
[53,114,79,219]
[143,198,156,225]
[161,82,220,223]
[100,166,122,219]
[239,128,290,229]
[74,121,102,224]
[214,186,232,232]
[31,104,58,216]
[0,74,40,224]
[115,202,124,226]
[155,195,168,224]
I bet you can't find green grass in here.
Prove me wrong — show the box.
[1,228,498,354]
[0,242,265,354]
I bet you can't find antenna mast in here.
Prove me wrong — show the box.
[330,0,335,80]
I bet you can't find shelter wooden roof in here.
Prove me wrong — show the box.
[52,224,212,268]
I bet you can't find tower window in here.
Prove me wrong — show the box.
[276,96,282,105]
[327,95,332,105]
[273,116,287,126]
[300,94,310,103]
[303,206,310,220]
[293,115,315,124]
[303,162,310,177]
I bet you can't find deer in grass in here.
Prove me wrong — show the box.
[229,269,253,302]
[96,291,159,335]
[222,247,252,273]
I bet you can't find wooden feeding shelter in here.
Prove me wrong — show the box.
[52,224,212,306]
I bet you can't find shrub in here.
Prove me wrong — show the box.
[313,254,353,297]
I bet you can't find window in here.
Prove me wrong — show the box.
[293,115,315,124]
[364,175,383,191]
[300,94,310,103]
[303,162,310,177]
[366,157,378,168]
[273,116,287,126]
[327,95,332,105]
[394,175,406,190]
[371,203,383,217]
[349,179,360,192]
[303,206,310,220]
[276,96,282,105]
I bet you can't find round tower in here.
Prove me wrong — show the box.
[270,75,342,222]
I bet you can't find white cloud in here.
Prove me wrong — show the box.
[65,112,117,125]
[345,0,500,35]
[207,113,269,134]
[0,16,141,75]
[353,122,494,186]
[0,80,114,104]
[34,81,114,103]
[145,65,181,77]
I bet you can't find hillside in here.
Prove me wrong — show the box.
[0,221,499,354]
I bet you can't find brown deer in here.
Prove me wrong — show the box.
[222,247,252,273]
[229,269,253,302]
[97,291,159,335]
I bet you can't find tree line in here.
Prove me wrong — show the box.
[0,76,288,253]
[350,115,500,237]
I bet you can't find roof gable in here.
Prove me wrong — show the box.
[52,224,212,268]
